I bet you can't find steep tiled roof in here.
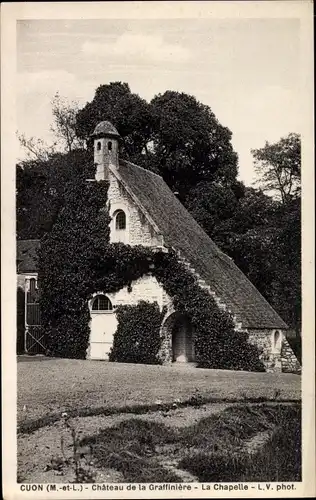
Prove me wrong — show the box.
[17,239,40,273]
[115,159,288,329]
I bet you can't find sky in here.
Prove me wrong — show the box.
[16,17,301,186]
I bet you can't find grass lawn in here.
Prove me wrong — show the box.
[17,357,301,427]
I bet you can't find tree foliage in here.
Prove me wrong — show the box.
[16,149,94,239]
[268,198,301,333]
[50,93,85,153]
[252,133,301,203]
[150,91,238,197]
[75,83,238,198]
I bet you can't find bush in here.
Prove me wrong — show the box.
[46,307,91,359]
[109,301,163,364]
[195,326,265,371]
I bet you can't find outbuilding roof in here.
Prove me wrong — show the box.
[114,159,288,330]
[17,239,40,273]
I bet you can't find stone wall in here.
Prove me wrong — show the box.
[247,329,282,373]
[107,170,163,247]
[106,274,166,309]
[248,328,301,374]
[158,309,176,365]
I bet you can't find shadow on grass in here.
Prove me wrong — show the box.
[180,412,301,482]
[80,404,301,483]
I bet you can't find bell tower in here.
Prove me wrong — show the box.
[91,121,120,181]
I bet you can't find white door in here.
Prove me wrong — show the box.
[90,313,117,360]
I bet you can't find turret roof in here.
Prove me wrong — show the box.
[91,121,120,138]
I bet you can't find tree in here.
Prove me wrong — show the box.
[269,198,301,334]
[50,93,85,153]
[17,132,57,162]
[16,149,94,239]
[251,133,301,203]
[18,83,240,238]
[150,91,238,198]
[187,180,301,332]
[250,134,301,333]
[75,84,239,199]
[184,181,241,237]
[17,94,85,163]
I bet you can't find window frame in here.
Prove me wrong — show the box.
[110,204,130,244]
[115,210,126,230]
[91,294,114,314]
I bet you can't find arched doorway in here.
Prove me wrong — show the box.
[161,311,194,363]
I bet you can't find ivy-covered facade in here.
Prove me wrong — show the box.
[19,121,301,373]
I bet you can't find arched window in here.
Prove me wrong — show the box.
[108,141,112,151]
[97,141,101,151]
[272,330,282,352]
[115,210,126,230]
[92,295,113,311]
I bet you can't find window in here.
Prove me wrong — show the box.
[272,330,282,352]
[108,141,112,151]
[92,295,113,311]
[115,210,126,230]
[97,141,101,151]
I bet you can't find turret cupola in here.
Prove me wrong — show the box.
[91,121,120,181]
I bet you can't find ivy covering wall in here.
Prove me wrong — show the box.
[38,164,264,370]
[109,301,165,364]
[152,252,265,371]
[38,163,111,358]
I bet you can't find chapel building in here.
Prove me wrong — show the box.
[17,121,300,373]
